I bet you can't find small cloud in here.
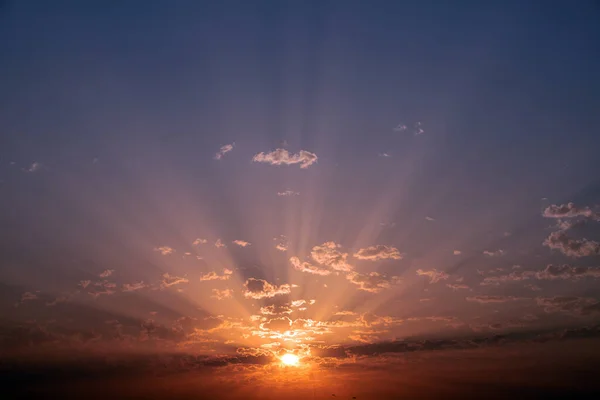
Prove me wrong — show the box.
[215,239,226,248]
[416,269,449,283]
[289,257,331,276]
[243,278,292,299]
[393,123,407,132]
[346,271,400,293]
[277,190,300,196]
[24,162,42,172]
[20,292,38,302]
[483,249,505,257]
[425,216,435,222]
[311,242,352,272]
[543,231,600,258]
[378,153,391,158]
[275,243,288,252]
[193,238,208,246]
[79,280,91,289]
[453,250,462,255]
[260,304,293,315]
[252,148,318,169]
[353,245,403,261]
[214,143,235,160]
[154,246,174,255]
[211,288,233,300]
[233,240,251,247]
[200,269,233,281]
[99,269,114,278]
[536,296,600,315]
[467,295,526,304]
[414,122,424,135]
[161,273,189,288]
[446,283,470,291]
[122,281,147,292]
[543,202,599,220]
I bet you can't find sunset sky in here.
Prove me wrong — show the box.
[1,1,600,398]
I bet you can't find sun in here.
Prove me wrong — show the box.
[280,353,300,366]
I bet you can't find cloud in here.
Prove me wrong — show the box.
[160,273,189,288]
[252,148,318,169]
[122,281,147,292]
[214,143,234,160]
[88,281,117,298]
[447,283,470,291]
[199,269,233,281]
[425,216,435,221]
[536,296,600,315]
[353,245,403,261]
[232,240,251,247]
[543,202,599,220]
[99,269,114,278]
[393,123,407,132]
[536,264,600,280]
[260,304,293,315]
[193,238,208,246]
[543,231,600,258]
[243,278,292,299]
[20,292,38,302]
[467,295,526,304]
[416,269,449,283]
[154,246,174,255]
[275,243,287,252]
[260,317,292,332]
[483,249,505,257]
[211,288,233,300]
[79,280,91,289]
[311,242,352,272]
[214,239,226,248]
[453,250,462,255]
[482,264,600,286]
[378,152,391,157]
[346,271,400,293]
[289,257,331,276]
[25,162,41,172]
[277,190,299,196]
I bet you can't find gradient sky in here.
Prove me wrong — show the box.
[1,1,600,398]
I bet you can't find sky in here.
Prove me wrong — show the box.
[1,1,600,398]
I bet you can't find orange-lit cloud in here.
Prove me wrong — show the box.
[243,278,293,299]
[353,245,403,261]
[252,148,318,169]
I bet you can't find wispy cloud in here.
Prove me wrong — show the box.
[543,202,599,220]
[199,269,233,281]
[193,238,208,246]
[536,296,600,315]
[24,162,42,172]
[483,249,505,257]
[416,269,449,283]
[214,143,234,160]
[160,273,189,289]
[232,240,251,247]
[214,239,226,248]
[211,288,233,300]
[122,281,147,292]
[289,257,331,276]
[467,295,526,304]
[346,271,400,293]
[453,250,462,255]
[543,231,600,258]
[425,216,435,221]
[277,190,299,196]
[99,269,114,278]
[353,245,403,261]
[252,148,318,169]
[243,278,292,299]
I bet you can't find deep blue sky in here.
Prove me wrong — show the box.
[1,0,600,361]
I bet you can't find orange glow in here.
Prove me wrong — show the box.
[280,353,300,366]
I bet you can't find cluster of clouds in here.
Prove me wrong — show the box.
[542,202,600,258]
[289,242,402,293]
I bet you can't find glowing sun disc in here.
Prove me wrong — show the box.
[280,353,300,366]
